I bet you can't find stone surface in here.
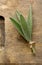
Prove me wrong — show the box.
[0,0,42,64]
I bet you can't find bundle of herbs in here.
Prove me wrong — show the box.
[10,5,36,55]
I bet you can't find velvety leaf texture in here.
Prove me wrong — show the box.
[10,18,24,37]
[27,4,32,40]
[10,5,32,42]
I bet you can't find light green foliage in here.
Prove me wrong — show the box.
[27,5,32,40]
[10,5,32,42]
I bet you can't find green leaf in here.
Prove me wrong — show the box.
[10,4,33,42]
[20,15,30,41]
[16,10,21,21]
[10,17,24,37]
[27,4,32,40]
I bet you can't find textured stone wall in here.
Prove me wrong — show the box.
[0,0,42,64]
